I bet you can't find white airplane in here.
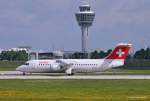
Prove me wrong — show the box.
[16,43,132,75]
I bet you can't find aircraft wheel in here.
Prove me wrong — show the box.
[66,68,75,76]
[23,72,25,75]
[67,73,74,76]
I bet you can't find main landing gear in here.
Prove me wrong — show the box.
[22,72,26,76]
[67,73,74,76]
[65,68,74,76]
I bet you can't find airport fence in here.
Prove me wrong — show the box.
[121,59,150,69]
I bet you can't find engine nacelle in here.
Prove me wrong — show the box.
[51,63,63,71]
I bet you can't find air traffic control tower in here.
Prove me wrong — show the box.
[75,4,95,57]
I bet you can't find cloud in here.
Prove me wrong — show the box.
[0,0,149,50]
[94,0,150,30]
[89,0,150,50]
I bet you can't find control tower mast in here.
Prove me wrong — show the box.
[75,3,95,57]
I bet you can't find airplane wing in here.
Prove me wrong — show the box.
[56,59,73,68]
[56,59,74,75]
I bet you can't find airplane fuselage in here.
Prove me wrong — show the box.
[16,43,131,75]
[17,59,124,74]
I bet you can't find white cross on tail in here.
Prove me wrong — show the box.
[116,49,125,57]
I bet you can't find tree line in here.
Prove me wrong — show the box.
[0,50,28,61]
[0,47,150,61]
[134,48,150,59]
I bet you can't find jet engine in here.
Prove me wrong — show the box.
[50,60,73,72]
[51,63,64,71]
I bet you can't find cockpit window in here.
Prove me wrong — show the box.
[25,63,29,65]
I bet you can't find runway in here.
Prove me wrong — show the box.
[1,75,150,79]
[1,71,150,79]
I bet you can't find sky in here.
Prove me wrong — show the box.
[0,0,149,52]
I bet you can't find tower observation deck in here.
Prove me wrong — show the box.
[75,4,95,56]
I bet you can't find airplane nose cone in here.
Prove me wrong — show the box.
[16,66,24,71]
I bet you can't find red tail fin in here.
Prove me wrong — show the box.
[106,43,132,59]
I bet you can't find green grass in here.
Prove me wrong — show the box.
[0,67,16,71]
[0,61,24,71]
[0,61,24,68]
[0,80,150,101]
